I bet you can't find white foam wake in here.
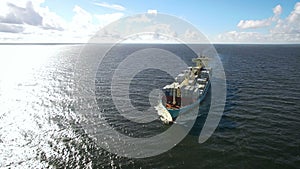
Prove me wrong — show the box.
[155,101,173,124]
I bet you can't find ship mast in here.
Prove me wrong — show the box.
[172,83,176,105]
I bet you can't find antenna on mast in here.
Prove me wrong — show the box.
[172,83,176,105]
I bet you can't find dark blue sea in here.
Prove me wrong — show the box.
[0,44,299,168]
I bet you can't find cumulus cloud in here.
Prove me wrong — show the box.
[0,0,126,43]
[94,2,125,11]
[217,31,268,43]
[127,14,152,23]
[91,13,210,44]
[237,19,272,29]
[39,6,66,31]
[287,2,300,23]
[0,0,67,33]
[147,10,157,15]
[0,1,43,26]
[237,4,282,29]
[0,23,24,33]
[71,5,93,28]
[183,29,201,41]
[217,3,300,43]
[271,2,300,35]
[273,5,282,16]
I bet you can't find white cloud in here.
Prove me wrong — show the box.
[147,10,157,15]
[90,13,210,44]
[38,6,67,31]
[0,1,125,43]
[216,31,267,43]
[0,0,44,12]
[273,5,282,16]
[216,3,300,43]
[237,19,272,29]
[287,2,300,23]
[0,0,66,32]
[0,1,43,26]
[237,5,282,29]
[127,14,152,23]
[94,2,125,11]
[183,29,201,41]
[271,2,300,35]
[0,23,24,33]
[71,5,93,28]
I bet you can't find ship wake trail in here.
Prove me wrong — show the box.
[155,101,173,124]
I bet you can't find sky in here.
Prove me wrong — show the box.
[0,0,300,43]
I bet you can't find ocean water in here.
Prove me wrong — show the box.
[0,44,299,168]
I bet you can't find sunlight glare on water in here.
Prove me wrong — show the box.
[0,45,77,168]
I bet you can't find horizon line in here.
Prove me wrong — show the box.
[0,42,300,45]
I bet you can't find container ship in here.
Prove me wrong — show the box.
[159,56,211,124]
